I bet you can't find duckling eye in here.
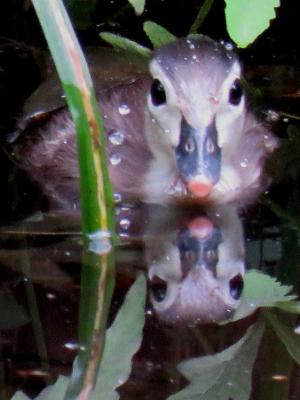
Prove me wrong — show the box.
[229,274,244,300]
[229,79,243,106]
[150,79,166,106]
[150,276,168,302]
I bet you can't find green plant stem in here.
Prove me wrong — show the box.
[189,0,215,34]
[31,0,115,239]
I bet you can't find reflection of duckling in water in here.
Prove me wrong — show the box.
[145,206,245,324]
[9,35,277,209]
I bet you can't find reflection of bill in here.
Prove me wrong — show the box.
[146,206,245,324]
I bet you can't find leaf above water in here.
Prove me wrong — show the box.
[225,0,280,48]
[127,0,145,15]
[100,32,151,58]
[143,21,176,48]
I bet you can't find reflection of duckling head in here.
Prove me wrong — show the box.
[147,210,244,324]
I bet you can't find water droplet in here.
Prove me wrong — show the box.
[120,218,130,230]
[294,326,300,335]
[266,110,279,122]
[113,193,122,203]
[110,153,121,166]
[283,118,289,123]
[192,54,197,60]
[146,309,153,315]
[108,129,124,146]
[240,158,248,168]
[63,139,68,144]
[224,42,234,51]
[118,104,130,115]
[64,341,80,351]
[46,293,56,300]
[65,251,71,256]
[189,43,195,49]
[227,381,233,387]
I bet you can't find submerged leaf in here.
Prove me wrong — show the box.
[10,276,146,400]
[93,274,146,399]
[100,32,151,58]
[225,0,280,48]
[34,376,69,400]
[143,21,176,48]
[264,311,300,365]
[0,290,30,330]
[168,322,264,400]
[233,270,296,321]
[11,393,31,400]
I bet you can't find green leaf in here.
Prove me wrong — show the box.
[100,32,151,58]
[11,376,69,400]
[11,392,31,400]
[93,274,146,399]
[10,276,146,400]
[276,301,300,314]
[224,0,280,48]
[168,322,264,400]
[189,0,215,34]
[143,21,176,48]
[127,0,145,15]
[233,270,297,321]
[34,376,68,400]
[264,311,300,365]
[0,290,30,330]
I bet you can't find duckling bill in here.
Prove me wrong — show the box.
[9,35,278,209]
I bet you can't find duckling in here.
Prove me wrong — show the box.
[145,205,245,324]
[9,35,278,209]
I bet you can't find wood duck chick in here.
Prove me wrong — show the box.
[10,35,278,209]
[146,205,245,324]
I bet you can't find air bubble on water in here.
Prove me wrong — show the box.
[120,218,130,230]
[110,153,121,166]
[46,293,56,300]
[240,158,248,168]
[108,129,124,145]
[87,230,112,254]
[224,42,234,51]
[118,104,130,115]
[64,341,80,351]
[114,193,122,203]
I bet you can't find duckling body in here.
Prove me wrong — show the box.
[10,35,278,209]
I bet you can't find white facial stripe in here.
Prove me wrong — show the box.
[147,60,182,147]
[215,61,245,149]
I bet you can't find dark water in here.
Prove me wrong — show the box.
[0,199,299,399]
